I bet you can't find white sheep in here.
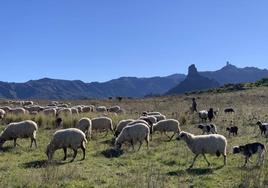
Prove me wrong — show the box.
[177,131,227,168]
[91,117,113,136]
[9,107,26,115]
[71,108,79,115]
[108,106,121,113]
[0,109,5,119]
[57,108,72,116]
[46,128,87,162]
[115,119,134,137]
[0,106,11,112]
[96,106,107,112]
[147,112,162,116]
[0,120,38,148]
[76,118,92,139]
[140,116,157,126]
[115,123,150,151]
[43,108,57,116]
[153,119,181,141]
[153,114,166,122]
[199,110,208,122]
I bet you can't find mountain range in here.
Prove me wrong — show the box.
[0,63,267,99]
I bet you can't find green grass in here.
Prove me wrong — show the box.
[0,87,268,187]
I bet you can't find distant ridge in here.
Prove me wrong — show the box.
[0,63,268,99]
[0,74,186,99]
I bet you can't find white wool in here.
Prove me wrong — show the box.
[115,119,134,136]
[76,118,92,139]
[46,128,87,161]
[115,123,150,150]
[0,120,38,148]
[153,119,181,133]
[179,131,227,155]
[91,117,113,132]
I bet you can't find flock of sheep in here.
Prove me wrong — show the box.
[0,100,267,169]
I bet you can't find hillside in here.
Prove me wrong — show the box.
[0,74,186,99]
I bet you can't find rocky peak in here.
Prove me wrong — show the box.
[188,64,199,76]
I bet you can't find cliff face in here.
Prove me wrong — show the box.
[166,64,220,95]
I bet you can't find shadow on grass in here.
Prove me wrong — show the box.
[1,146,15,152]
[21,160,68,169]
[167,165,225,176]
[186,165,224,175]
[99,138,115,146]
[101,148,123,158]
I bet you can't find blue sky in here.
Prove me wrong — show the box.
[0,0,268,83]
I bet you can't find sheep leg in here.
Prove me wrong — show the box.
[70,149,77,162]
[34,138,37,148]
[81,143,86,160]
[63,148,67,161]
[224,155,227,165]
[145,138,149,150]
[13,139,17,147]
[189,154,199,169]
[169,133,176,141]
[202,154,211,167]
[137,141,142,151]
[130,140,135,151]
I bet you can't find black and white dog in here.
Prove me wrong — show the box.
[233,142,266,167]
[226,126,238,136]
[197,124,217,134]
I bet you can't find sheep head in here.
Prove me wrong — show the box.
[176,131,190,141]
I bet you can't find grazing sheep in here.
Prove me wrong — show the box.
[197,124,217,134]
[76,118,92,139]
[71,108,79,115]
[9,107,26,115]
[57,108,72,116]
[115,123,150,151]
[91,117,113,135]
[224,108,235,113]
[0,120,38,148]
[152,119,181,141]
[176,131,227,168]
[233,142,265,167]
[96,106,107,112]
[0,106,11,112]
[115,119,134,137]
[153,114,166,122]
[257,121,268,135]
[23,101,34,106]
[43,108,57,116]
[24,105,43,112]
[46,128,87,162]
[57,104,69,108]
[0,109,5,119]
[147,112,162,116]
[140,116,157,126]
[207,108,214,122]
[108,106,120,113]
[226,126,238,136]
[81,106,92,113]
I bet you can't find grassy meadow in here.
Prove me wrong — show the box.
[1,87,268,187]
